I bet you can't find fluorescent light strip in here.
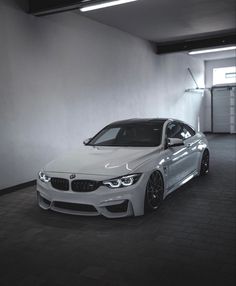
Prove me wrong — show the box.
[189,46,236,55]
[80,0,137,12]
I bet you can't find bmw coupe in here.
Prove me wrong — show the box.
[37,118,209,218]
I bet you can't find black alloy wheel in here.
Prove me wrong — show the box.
[145,171,164,212]
[200,149,210,176]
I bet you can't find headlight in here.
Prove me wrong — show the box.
[103,174,141,189]
[38,171,51,183]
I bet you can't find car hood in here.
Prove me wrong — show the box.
[44,145,160,177]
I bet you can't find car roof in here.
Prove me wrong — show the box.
[108,118,169,126]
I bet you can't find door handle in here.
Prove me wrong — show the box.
[186,143,191,148]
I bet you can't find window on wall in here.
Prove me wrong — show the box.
[213,66,236,85]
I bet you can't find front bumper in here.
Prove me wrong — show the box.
[37,174,147,218]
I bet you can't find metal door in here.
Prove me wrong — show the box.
[230,87,236,133]
[212,87,231,133]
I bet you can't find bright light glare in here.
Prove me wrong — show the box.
[181,174,194,185]
[189,46,236,55]
[80,0,137,12]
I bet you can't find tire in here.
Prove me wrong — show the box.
[145,171,164,212]
[200,149,210,176]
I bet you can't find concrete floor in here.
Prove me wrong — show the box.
[0,134,235,286]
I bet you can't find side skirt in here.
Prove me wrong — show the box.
[164,170,199,198]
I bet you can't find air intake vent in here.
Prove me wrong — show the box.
[51,178,69,191]
[54,201,97,212]
[106,200,129,213]
[71,180,101,192]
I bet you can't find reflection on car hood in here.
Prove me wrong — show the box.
[44,145,161,177]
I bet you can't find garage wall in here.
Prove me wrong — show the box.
[0,0,204,189]
[203,57,236,131]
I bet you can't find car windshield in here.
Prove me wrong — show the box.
[88,122,164,147]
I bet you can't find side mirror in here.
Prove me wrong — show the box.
[83,138,92,145]
[168,138,184,147]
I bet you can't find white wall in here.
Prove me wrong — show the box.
[203,57,236,131]
[0,0,204,189]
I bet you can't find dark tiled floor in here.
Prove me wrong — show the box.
[0,134,235,286]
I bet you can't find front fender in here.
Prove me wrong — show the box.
[133,154,167,193]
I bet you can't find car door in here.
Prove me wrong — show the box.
[164,121,193,190]
[180,123,200,173]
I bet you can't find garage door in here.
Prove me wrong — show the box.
[230,87,236,133]
[212,87,236,133]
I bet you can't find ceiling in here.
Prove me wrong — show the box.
[77,0,236,43]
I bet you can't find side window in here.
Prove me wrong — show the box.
[166,122,183,139]
[181,124,196,139]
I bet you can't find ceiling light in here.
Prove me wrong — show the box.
[188,46,236,55]
[80,0,137,12]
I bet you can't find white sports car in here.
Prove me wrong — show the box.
[37,118,209,218]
